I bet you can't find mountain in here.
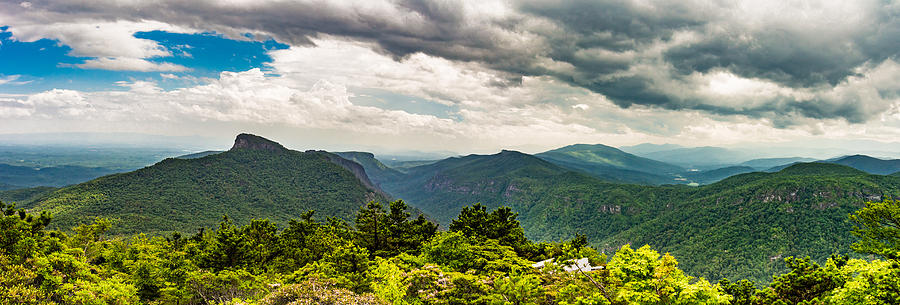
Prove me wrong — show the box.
[762,155,900,175]
[740,157,817,170]
[175,150,223,159]
[619,143,685,155]
[0,163,121,188]
[681,166,757,185]
[386,152,900,282]
[637,146,754,168]
[764,162,802,172]
[384,160,441,172]
[827,154,900,175]
[535,144,684,185]
[381,150,597,225]
[333,151,404,188]
[599,163,896,282]
[21,134,389,235]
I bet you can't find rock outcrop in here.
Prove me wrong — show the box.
[231,133,287,152]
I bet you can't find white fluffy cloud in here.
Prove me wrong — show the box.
[4,1,900,152]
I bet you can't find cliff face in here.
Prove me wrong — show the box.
[231,133,287,152]
[319,151,381,193]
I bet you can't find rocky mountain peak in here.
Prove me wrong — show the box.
[230,133,287,152]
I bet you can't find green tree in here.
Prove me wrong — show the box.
[756,256,845,305]
[0,201,52,263]
[605,244,730,305]
[449,203,532,257]
[356,201,389,255]
[850,199,900,259]
[825,258,900,304]
[357,200,437,257]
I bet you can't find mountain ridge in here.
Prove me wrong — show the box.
[535,144,683,185]
[22,134,389,235]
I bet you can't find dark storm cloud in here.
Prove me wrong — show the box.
[663,24,892,88]
[518,0,709,48]
[6,0,900,125]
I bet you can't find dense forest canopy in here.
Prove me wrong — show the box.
[2,198,899,304]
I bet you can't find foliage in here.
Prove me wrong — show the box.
[259,278,386,305]
[850,198,900,259]
[23,147,388,235]
[754,256,845,304]
[355,200,438,257]
[421,231,531,274]
[3,194,900,305]
[449,203,533,258]
[604,245,730,305]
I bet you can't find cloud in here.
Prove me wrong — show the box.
[0,75,33,85]
[22,89,93,118]
[572,104,589,110]
[69,57,189,72]
[4,61,900,152]
[0,11,193,71]
[2,0,900,129]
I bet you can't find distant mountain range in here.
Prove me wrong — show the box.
[175,150,223,159]
[635,146,755,168]
[534,144,683,185]
[739,157,818,170]
[764,155,900,175]
[827,154,900,175]
[0,163,121,189]
[619,143,685,155]
[681,166,757,184]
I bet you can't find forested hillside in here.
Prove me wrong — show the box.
[19,134,388,235]
[380,150,588,225]
[602,163,900,282]
[375,151,900,282]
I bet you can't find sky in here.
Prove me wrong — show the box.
[1,0,900,155]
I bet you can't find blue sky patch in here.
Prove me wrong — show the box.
[0,28,288,93]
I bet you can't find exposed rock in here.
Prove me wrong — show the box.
[319,151,380,193]
[231,133,287,152]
